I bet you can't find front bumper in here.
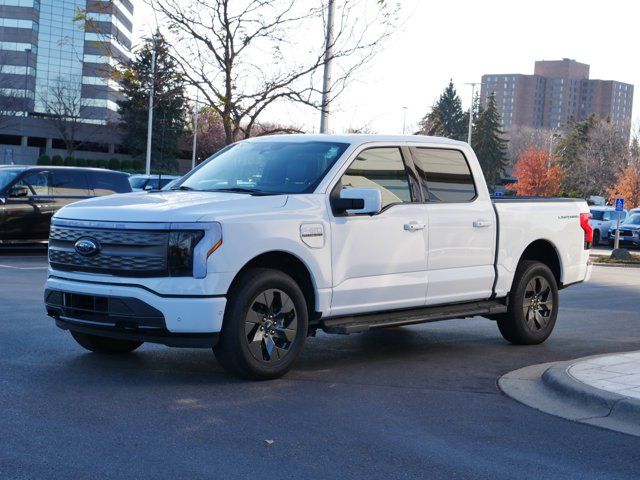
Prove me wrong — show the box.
[45,276,227,344]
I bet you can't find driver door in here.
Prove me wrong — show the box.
[330,146,428,316]
[3,170,53,242]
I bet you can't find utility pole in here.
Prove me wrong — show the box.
[464,82,483,144]
[191,91,199,170]
[319,0,335,134]
[402,106,408,135]
[145,37,157,175]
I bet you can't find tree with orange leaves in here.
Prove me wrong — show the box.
[607,165,640,209]
[507,148,564,197]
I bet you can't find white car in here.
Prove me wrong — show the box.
[44,135,592,379]
[589,206,628,245]
[129,174,179,192]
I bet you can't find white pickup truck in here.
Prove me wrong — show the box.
[44,135,593,379]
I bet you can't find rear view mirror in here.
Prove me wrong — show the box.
[8,186,29,198]
[333,188,382,215]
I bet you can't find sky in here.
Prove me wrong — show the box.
[133,0,640,135]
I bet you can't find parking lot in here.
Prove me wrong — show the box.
[1,251,640,479]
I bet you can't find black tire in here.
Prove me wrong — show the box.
[213,268,308,380]
[497,260,559,345]
[70,331,143,354]
[593,230,600,246]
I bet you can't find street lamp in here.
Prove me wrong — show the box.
[464,82,486,144]
[145,34,158,175]
[319,0,335,134]
[402,106,408,135]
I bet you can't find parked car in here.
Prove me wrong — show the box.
[44,135,592,379]
[589,206,627,245]
[129,174,179,191]
[161,177,182,191]
[628,207,640,217]
[0,166,131,245]
[609,214,640,248]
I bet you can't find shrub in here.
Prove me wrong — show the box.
[85,158,97,168]
[108,158,120,170]
[132,159,144,172]
[64,156,76,167]
[51,155,64,166]
[97,159,108,169]
[37,154,50,165]
[120,159,133,171]
[75,158,87,167]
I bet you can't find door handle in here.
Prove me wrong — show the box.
[473,220,492,228]
[404,221,426,231]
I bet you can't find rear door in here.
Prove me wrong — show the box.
[50,169,91,214]
[409,147,496,305]
[329,145,429,316]
[3,170,53,241]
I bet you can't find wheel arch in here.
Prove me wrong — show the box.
[515,239,563,289]
[228,250,320,321]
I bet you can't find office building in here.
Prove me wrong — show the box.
[480,59,634,135]
[0,0,134,163]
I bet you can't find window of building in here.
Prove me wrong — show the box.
[412,148,476,203]
[339,147,412,209]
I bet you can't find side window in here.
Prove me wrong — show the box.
[412,148,476,202]
[89,173,131,195]
[339,147,412,209]
[17,171,50,196]
[51,170,89,196]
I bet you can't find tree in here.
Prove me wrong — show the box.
[146,0,398,144]
[418,80,467,140]
[607,165,640,208]
[506,126,555,168]
[117,33,189,172]
[472,94,508,187]
[508,148,564,197]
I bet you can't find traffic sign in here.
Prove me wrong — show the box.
[615,198,625,212]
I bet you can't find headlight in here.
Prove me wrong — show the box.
[167,223,222,278]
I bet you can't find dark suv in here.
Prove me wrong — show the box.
[0,166,131,245]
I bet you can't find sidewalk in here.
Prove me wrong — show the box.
[499,351,640,437]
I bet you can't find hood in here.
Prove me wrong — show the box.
[54,191,289,223]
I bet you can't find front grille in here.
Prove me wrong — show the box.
[620,230,633,236]
[48,225,169,277]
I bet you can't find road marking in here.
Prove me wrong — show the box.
[0,264,48,270]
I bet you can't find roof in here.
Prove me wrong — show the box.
[0,165,128,175]
[244,133,469,147]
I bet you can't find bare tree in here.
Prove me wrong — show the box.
[146,0,398,144]
[38,79,113,156]
[505,126,556,168]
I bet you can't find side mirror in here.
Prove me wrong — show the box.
[332,188,382,215]
[8,186,29,198]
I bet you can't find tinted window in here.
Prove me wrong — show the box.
[590,210,605,221]
[129,177,148,189]
[180,141,349,194]
[51,170,89,195]
[412,148,476,202]
[339,147,411,209]
[17,171,50,195]
[0,168,22,191]
[89,172,131,195]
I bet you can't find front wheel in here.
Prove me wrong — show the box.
[497,261,559,345]
[213,268,308,380]
[71,331,143,354]
[593,230,601,246]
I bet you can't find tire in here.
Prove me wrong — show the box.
[593,230,600,246]
[70,331,143,354]
[213,268,308,380]
[497,260,559,345]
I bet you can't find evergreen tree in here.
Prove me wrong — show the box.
[117,33,188,172]
[418,80,467,140]
[472,94,508,187]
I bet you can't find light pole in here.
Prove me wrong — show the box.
[464,82,484,144]
[191,91,199,170]
[402,106,408,135]
[145,36,158,176]
[319,0,335,134]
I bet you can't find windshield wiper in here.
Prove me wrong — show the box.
[170,185,196,191]
[210,187,281,196]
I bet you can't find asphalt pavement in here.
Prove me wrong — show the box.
[1,252,639,479]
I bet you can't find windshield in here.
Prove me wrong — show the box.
[178,140,349,194]
[129,177,149,189]
[590,210,606,220]
[0,169,22,191]
[623,215,640,226]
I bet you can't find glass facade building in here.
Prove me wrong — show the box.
[0,0,134,123]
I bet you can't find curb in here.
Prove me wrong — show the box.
[590,262,640,269]
[499,354,640,437]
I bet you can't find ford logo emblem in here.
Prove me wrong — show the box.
[74,237,100,257]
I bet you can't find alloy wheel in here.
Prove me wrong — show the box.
[522,276,554,331]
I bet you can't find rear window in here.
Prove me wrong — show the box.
[89,172,131,195]
[51,170,89,195]
[589,210,605,221]
[412,148,476,202]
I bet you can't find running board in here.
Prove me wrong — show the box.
[320,300,508,335]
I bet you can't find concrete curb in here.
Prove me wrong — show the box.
[591,262,640,268]
[499,354,640,437]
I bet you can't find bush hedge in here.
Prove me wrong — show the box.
[51,155,64,166]
[37,155,50,165]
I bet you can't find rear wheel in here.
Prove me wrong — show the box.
[593,230,600,246]
[213,268,308,380]
[497,261,558,345]
[70,331,143,354]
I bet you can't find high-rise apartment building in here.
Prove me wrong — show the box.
[480,59,634,135]
[0,0,134,163]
